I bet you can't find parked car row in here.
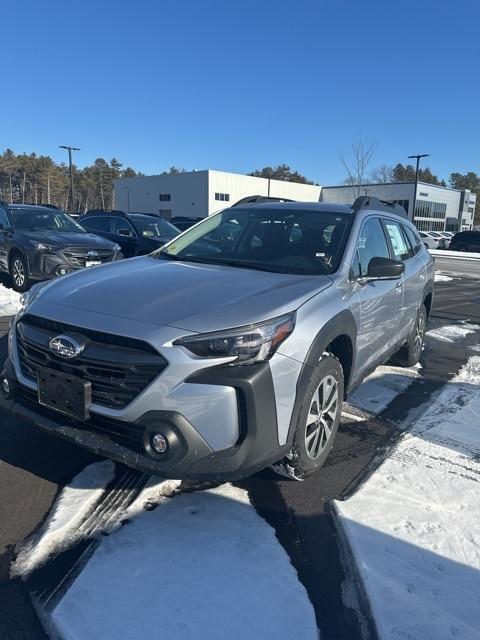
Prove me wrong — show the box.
[0,203,182,291]
[418,230,453,249]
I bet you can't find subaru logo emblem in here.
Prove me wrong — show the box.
[49,335,84,359]
[87,250,99,257]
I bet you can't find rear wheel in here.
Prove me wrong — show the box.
[274,354,344,480]
[9,253,30,292]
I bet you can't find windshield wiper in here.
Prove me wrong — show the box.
[156,252,283,272]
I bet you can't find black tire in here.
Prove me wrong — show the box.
[9,252,30,292]
[275,353,344,480]
[395,304,427,368]
[457,244,467,252]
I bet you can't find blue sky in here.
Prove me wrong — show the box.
[2,0,479,184]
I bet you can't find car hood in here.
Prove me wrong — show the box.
[36,256,333,332]
[21,231,118,250]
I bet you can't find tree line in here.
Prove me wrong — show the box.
[0,149,139,213]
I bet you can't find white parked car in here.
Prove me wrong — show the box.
[418,231,445,249]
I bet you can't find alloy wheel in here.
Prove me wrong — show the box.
[13,259,25,287]
[305,374,339,460]
[414,312,426,357]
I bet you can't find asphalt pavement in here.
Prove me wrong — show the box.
[0,266,479,640]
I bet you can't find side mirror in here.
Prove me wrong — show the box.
[367,257,404,280]
[118,228,133,237]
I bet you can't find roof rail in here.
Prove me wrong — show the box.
[232,195,296,207]
[352,196,407,218]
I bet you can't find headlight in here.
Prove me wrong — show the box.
[174,313,296,366]
[16,282,49,318]
[32,241,56,252]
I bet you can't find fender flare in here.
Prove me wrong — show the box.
[285,309,357,445]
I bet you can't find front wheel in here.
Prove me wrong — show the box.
[274,354,344,480]
[10,253,30,292]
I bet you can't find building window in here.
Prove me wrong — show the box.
[158,209,172,220]
[414,200,447,220]
[159,193,171,202]
[215,193,230,202]
[468,206,474,213]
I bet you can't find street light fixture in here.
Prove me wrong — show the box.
[408,153,430,222]
[59,145,80,212]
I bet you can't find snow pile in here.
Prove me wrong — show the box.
[11,460,115,577]
[430,249,480,260]
[52,482,317,640]
[336,354,480,639]
[0,283,21,316]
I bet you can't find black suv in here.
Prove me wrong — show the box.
[0,203,122,292]
[79,210,180,258]
[449,230,480,252]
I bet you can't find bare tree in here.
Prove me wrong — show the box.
[340,137,377,198]
[370,164,393,184]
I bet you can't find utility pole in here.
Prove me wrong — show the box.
[408,153,429,222]
[59,145,80,212]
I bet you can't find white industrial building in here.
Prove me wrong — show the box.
[114,170,475,232]
[114,170,320,220]
[321,182,476,231]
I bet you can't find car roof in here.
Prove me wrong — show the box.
[8,204,57,211]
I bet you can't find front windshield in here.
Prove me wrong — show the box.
[10,208,85,233]
[158,208,352,275]
[130,215,179,239]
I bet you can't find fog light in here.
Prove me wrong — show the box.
[2,378,10,395]
[151,433,168,454]
[56,266,68,276]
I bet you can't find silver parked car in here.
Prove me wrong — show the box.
[1,197,434,480]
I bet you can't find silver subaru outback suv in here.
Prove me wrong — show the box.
[1,197,434,480]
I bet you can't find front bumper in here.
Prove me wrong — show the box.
[0,357,288,481]
[28,250,122,280]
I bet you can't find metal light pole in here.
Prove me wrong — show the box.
[408,153,429,222]
[59,145,80,212]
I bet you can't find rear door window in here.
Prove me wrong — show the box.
[402,225,421,257]
[383,220,410,261]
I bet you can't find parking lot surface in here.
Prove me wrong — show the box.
[0,260,479,639]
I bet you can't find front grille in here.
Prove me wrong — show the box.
[62,247,115,268]
[16,315,167,410]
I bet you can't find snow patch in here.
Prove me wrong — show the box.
[426,322,480,344]
[0,283,21,316]
[11,460,115,578]
[434,273,453,283]
[336,355,480,639]
[349,364,420,414]
[51,482,318,640]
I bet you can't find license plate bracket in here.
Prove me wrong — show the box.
[37,367,91,421]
